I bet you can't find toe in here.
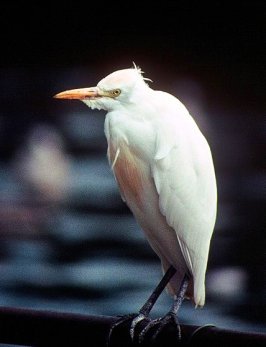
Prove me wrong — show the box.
[152,313,181,342]
[139,318,162,344]
[108,313,138,346]
[130,313,148,340]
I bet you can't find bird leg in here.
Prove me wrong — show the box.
[107,266,176,345]
[130,265,177,339]
[138,273,190,344]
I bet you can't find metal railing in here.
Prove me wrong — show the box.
[0,306,265,346]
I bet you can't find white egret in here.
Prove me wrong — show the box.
[54,65,217,343]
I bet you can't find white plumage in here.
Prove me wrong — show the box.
[55,66,217,308]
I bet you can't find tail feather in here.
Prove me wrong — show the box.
[161,258,206,308]
[193,274,206,307]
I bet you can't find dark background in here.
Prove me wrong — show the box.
[0,1,265,338]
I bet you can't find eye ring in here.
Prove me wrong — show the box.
[111,89,121,97]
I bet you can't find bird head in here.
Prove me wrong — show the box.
[54,65,151,111]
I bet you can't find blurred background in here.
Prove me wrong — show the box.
[0,1,265,338]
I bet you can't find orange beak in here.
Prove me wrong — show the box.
[54,87,99,100]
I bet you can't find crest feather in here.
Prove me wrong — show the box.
[132,62,153,83]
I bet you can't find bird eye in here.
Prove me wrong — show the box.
[111,89,121,97]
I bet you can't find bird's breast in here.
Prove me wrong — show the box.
[109,139,148,209]
[105,112,157,206]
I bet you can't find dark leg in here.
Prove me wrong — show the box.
[139,273,190,343]
[138,265,177,315]
[130,265,176,338]
[169,272,189,315]
[108,266,176,345]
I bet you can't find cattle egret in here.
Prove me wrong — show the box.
[54,65,217,343]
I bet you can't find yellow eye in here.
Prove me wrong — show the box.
[111,89,121,97]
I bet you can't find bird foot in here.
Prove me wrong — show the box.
[130,313,150,340]
[107,313,137,346]
[107,313,149,346]
[139,312,181,344]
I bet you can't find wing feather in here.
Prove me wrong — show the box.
[152,118,217,306]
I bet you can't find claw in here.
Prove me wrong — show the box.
[130,313,150,340]
[107,313,138,346]
[139,313,181,344]
[139,317,161,343]
[153,313,181,342]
